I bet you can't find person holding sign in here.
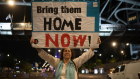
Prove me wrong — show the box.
[31,37,101,79]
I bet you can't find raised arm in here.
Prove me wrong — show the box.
[73,48,94,68]
[73,37,101,68]
[37,48,60,68]
[30,38,60,68]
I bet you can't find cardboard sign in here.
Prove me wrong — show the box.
[32,1,99,48]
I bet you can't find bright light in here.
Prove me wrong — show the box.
[112,42,117,47]
[16,71,20,73]
[48,49,51,52]
[111,54,114,58]
[121,50,124,55]
[31,68,34,70]
[99,68,104,74]
[16,66,19,69]
[126,43,129,46]
[99,54,102,56]
[109,68,115,74]
[121,50,124,53]
[84,49,88,52]
[7,54,9,56]
[81,69,85,74]
[94,69,98,74]
[21,23,25,26]
[118,66,121,68]
[110,71,113,74]
[7,0,15,6]
[19,61,21,63]
[94,49,98,52]
[55,55,57,58]
[58,49,61,53]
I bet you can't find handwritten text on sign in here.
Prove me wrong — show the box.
[32,2,99,48]
[32,2,95,32]
[32,33,99,48]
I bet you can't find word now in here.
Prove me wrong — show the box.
[44,17,81,31]
[45,33,87,47]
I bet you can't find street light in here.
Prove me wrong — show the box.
[58,49,61,53]
[7,0,15,6]
[120,50,125,64]
[111,54,114,58]
[126,43,129,46]
[7,54,10,57]
[112,41,117,47]
[99,54,102,57]
[48,49,51,52]
[121,50,124,55]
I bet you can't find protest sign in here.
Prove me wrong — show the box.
[32,1,99,48]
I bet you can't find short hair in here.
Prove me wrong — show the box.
[60,48,75,60]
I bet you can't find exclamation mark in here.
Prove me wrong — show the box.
[88,36,91,47]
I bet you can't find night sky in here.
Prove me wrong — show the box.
[0,0,140,65]
[0,5,31,22]
[0,36,41,63]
